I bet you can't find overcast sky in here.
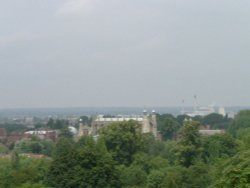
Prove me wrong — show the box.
[0,0,250,108]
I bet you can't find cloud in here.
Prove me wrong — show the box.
[55,0,96,17]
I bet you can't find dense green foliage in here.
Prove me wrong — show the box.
[46,118,68,130]
[0,110,250,187]
[213,150,250,188]
[176,121,203,167]
[99,121,146,165]
[229,110,250,135]
[14,138,55,156]
[157,114,181,140]
[202,133,238,161]
[0,154,50,188]
[46,137,120,188]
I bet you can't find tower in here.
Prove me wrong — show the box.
[150,110,157,138]
[193,95,198,112]
[142,110,158,138]
[142,110,150,133]
[218,106,226,117]
[78,119,91,137]
[78,119,84,137]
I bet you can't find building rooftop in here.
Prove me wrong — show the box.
[0,128,7,137]
[199,129,225,136]
[95,117,144,122]
[94,115,144,122]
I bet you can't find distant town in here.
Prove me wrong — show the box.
[0,104,242,147]
[0,105,249,187]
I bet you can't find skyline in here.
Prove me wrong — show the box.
[1,0,250,108]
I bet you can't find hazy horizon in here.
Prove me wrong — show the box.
[0,106,248,118]
[1,104,250,110]
[1,0,250,108]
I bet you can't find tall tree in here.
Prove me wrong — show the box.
[99,120,146,165]
[47,137,120,188]
[177,121,202,167]
[213,150,250,188]
[176,114,190,125]
[202,133,238,161]
[229,110,250,135]
[147,170,165,188]
[236,128,250,150]
[0,156,50,188]
[119,165,147,187]
[59,125,73,139]
[158,118,181,140]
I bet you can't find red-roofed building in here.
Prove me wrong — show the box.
[7,132,27,145]
[0,128,7,143]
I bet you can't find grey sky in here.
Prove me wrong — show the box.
[0,0,250,108]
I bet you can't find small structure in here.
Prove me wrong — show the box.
[24,117,34,128]
[199,129,225,136]
[24,130,57,142]
[68,126,78,135]
[199,125,225,136]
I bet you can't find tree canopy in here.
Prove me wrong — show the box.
[0,110,250,188]
[47,137,120,188]
[99,120,146,165]
[177,120,202,167]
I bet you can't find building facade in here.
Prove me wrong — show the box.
[78,121,91,137]
[91,110,157,137]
